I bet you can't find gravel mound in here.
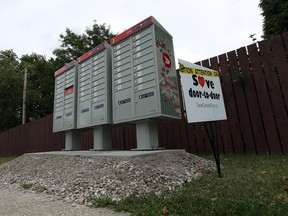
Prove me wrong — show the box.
[0,152,215,206]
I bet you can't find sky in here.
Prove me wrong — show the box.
[0,0,263,63]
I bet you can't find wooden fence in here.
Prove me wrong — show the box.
[0,32,288,156]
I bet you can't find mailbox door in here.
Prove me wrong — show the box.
[77,43,112,128]
[132,26,159,118]
[78,59,92,128]
[113,38,134,123]
[63,67,77,129]
[91,48,112,125]
[53,73,65,131]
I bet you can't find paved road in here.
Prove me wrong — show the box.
[0,188,129,216]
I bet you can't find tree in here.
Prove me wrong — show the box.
[20,54,55,121]
[259,0,288,39]
[52,21,115,68]
[0,50,22,131]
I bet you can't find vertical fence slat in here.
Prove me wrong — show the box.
[112,127,117,149]
[219,53,243,153]
[171,121,182,149]
[258,40,288,153]
[247,43,282,153]
[157,121,167,148]
[194,123,207,154]
[270,35,288,108]
[227,50,254,153]
[123,124,136,150]
[237,47,268,153]
[116,126,124,150]
[269,36,288,154]
[166,122,176,149]
[186,123,198,153]
[178,119,189,152]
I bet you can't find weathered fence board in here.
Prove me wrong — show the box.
[227,50,254,153]
[247,43,282,153]
[258,40,288,153]
[237,47,268,153]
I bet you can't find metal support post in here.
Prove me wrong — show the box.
[64,130,81,150]
[91,125,112,150]
[134,120,160,150]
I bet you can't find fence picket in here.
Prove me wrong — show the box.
[258,40,288,153]
[247,43,282,153]
[227,50,254,153]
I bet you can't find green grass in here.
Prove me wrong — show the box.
[0,157,16,165]
[96,154,288,216]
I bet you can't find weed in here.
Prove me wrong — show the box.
[21,183,33,190]
[92,197,116,208]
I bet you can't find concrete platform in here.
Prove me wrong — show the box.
[30,149,186,160]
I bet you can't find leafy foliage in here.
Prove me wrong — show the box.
[0,50,22,131]
[259,0,288,39]
[20,53,55,121]
[52,21,115,68]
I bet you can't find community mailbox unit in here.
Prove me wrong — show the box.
[110,16,181,149]
[53,60,80,150]
[76,42,113,150]
[77,42,112,128]
[53,60,78,132]
[110,16,181,123]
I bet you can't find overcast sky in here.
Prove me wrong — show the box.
[0,0,263,63]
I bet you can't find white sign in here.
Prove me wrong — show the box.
[179,59,227,123]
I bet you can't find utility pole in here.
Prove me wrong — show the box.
[22,68,27,124]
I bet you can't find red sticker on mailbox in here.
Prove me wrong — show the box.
[64,85,74,96]
[162,53,171,69]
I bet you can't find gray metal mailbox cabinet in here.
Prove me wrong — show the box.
[76,42,113,150]
[53,60,78,132]
[76,42,112,128]
[110,16,181,124]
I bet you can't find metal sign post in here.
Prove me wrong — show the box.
[204,121,222,178]
[179,59,227,178]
